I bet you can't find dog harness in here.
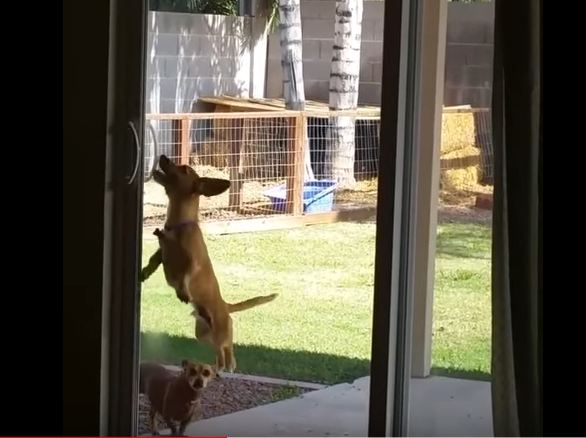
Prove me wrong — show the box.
[163,220,196,232]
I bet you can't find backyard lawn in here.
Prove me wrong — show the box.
[140,221,491,384]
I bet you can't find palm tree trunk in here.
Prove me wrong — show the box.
[325,0,363,188]
[278,0,314,180]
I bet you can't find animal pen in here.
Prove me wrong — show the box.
[143,97,493,233]
[143,98,381,233]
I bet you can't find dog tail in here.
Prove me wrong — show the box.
[227,293,278,313]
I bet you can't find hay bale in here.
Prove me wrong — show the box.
[441,112,476,154]
[440,145,481,191]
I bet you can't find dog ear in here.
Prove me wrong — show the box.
[195,178,230,197]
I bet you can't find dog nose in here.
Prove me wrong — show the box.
[194,378,203,388]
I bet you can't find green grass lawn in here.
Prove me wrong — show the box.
[140,221,491,384]
[432,223,492,380]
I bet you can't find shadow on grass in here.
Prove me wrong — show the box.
[140,331,370,385]
[435,224,491,260]
[431,366,491,382]
[141,333,492,385]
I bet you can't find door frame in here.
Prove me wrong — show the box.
[64,0,147,433]
[102,0,148,434]
[65,0,428,433]
[368,0,424,435]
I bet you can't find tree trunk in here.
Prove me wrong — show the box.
[278,0,314,180]
[325,0,363,188]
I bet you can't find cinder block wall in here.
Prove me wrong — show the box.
[266,0,494,106]
[146,12,253,114]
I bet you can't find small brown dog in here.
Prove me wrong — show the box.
[139,360,216,436]
[141,155,277,372]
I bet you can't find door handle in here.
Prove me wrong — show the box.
[127,120,141,185]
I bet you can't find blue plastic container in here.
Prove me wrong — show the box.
[264,180,337,213]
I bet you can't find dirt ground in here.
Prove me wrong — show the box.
[143,172,492,227]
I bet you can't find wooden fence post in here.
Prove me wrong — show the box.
[285,113,305,215]
[228,118,244,210]
[172,117,190,165]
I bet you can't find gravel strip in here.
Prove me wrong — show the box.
[138,376,314,435]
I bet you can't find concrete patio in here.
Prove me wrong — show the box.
[181,375,492,437]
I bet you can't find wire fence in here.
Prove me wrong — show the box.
[474,109,493,184]
[143,107,493,225]
[306,116,380,182]
[144,112,305,223]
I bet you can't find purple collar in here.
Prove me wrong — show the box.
[164,220,196,232]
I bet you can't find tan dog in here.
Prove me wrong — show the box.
[141,155,277,372]
[139,360,216,436]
